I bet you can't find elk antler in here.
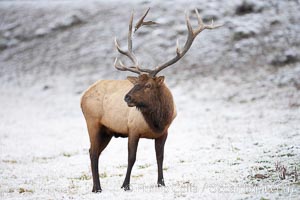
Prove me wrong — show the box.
[114,8,155,75]
[134,8,158,33]
[149,9,222,77]
[114,9,222,76]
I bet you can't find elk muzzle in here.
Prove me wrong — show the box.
[124,94,135,107]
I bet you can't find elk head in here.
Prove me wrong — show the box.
[124,74,165,108]
[114,8,222,107]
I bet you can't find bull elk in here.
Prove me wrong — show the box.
[81,8,221,192]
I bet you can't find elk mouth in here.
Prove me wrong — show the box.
[124,94,146,108]
[126,102,136,107]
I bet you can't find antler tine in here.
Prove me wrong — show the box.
[185,11,194,37]
[114,10,141,75]
[150,9,222,77]
[114,8,158,75]
[114,57,142,74]
[128,12,134,52]
[194,9,223,33]
[195,9,203,27]
[176,39,180,55]
[134,7,158,33]
[114,37,137,64]
[134,7,150,33]
[204,19,223,30]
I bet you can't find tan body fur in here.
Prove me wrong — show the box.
[81,80,176,140]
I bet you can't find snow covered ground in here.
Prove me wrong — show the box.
[0,0,299,199]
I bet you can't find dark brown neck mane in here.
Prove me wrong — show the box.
[137,86,174,133]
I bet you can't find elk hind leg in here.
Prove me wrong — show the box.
[88,122,112,193]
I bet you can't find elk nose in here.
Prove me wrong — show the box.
[124,94,131,103]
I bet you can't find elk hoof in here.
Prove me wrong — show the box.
[121,184,131,191]
[92,187,102,193]
[157,179,165,187]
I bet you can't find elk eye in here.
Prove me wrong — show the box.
[145,83,152,89]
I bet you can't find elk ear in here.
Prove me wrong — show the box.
[127,76,138,84]
[156,76,165,86]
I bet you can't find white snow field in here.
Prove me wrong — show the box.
[0,0,299,199]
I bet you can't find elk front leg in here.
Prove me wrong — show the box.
[155,132,168,187]
[121,136,140,191]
